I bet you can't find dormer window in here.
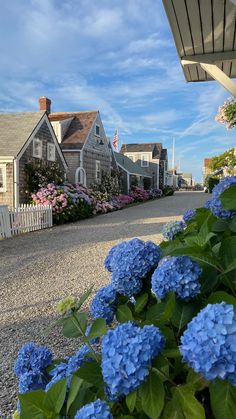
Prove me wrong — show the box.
[141,154,149,167]
[95,124,100,136]
[33,138,42,159]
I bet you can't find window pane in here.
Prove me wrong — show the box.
[33,139,42,158]
[95,125,100,135]
[48,144,55,161]
[0,168,3,188]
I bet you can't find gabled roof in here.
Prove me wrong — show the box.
[49,111,98,150]
[0,111,45,157]
[121,143,163,159]
[114,152,152,177]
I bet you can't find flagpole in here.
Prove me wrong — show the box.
[172,137,175,174]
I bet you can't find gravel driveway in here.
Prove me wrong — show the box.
[0,191,207,417]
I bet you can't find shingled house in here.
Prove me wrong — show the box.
[0,110,67,207]
[121,143,168,189]
[114,152,152,194]
[45,98,112,186]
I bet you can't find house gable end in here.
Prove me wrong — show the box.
[17,114,68,171]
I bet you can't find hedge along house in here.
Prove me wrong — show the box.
[162,0,236,97]
[121,143,168,189]
[0,109,67,208]
[47,98,112,187]
[114,152,152,194]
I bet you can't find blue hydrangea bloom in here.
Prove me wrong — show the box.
[152,256,202,301]
[75,399,113,419]
[67,345,93,375]
[145,240,162,268]
[46,345,93,391]
[183,209,196,222]
[180,303,236,384]
[104,242,127,272]
[101,322,165,397]
[14,342,52,377]
[19,371,46,393]
[209,176,236,219]
[106,238,162,297]
[162,221,186,240]
[45,361,68,391]
[90,284,118,324]
[204,199,212,209]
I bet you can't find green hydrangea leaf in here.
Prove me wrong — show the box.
[19,390,47,419]
[77,286,94,310]
[66,375,83,413]
[139,371,164,419]
[209,380,236,419]
[87,318,106,340]
[219,185,236,210]
[134,293,148,313]
[126,390,137,413]
[43,377,67,413]
[171,301,199,332]
[207,291,236,309]
[174,385,206,419]
[162,400,184,419]
[116,305,133,323]
[76,361,104,387]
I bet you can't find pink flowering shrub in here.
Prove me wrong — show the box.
[130,186,150,202]
[116,194,135,206]
[148,188,163,199]
[215,97,236,129]
[95,201,114,214]
[32,183,92,224]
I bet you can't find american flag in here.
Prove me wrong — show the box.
[112,129,118,151]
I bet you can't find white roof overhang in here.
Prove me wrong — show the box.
[163,0,236,95]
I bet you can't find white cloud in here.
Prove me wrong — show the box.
[127,33,170,53]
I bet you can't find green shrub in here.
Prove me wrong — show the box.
[162,186,174,196]
[208,177,220,193]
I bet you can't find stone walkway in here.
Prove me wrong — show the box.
[0,191,208,417]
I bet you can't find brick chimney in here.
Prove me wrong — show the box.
[39,96,51,114]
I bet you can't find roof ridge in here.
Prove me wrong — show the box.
[49,110,98,115]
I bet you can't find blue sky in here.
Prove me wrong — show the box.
[0,0,235,182]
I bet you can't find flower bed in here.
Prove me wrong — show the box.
[32,184,166,224]
[13,176,236,418]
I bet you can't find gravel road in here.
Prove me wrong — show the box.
[0,191,208,417]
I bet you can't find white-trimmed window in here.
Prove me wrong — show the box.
[95,160,101,181]
[95,124,100,136]
[127,154,134,162]
[47,143,56,161]
[33,138,43,159]
[0,164,6,192]
[141,154,149,167]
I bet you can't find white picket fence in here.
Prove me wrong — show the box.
[0,204,53,238]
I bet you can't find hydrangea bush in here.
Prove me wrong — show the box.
[13,177,236,419]
[32,183,165,224]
